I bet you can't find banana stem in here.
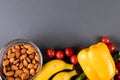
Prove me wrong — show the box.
[65,63,74,70]
[69,70,77,77]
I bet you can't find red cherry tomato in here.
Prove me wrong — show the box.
[56,50,64,59]
[118,73,120,80]
[116,61,120,70]
[106,43,116,53]
[101,36,110,43]
[65,48,74,57]
[70,54,78,64]
[46,48,55,58]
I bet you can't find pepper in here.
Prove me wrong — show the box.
[77,42,115,80]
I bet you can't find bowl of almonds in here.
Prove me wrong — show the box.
[0,39,43,80]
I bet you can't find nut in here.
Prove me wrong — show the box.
[36,65,40,73]
[21,45,24,49]
[15,70,23,77]
[8,49,12,54]
[9,58,15,63]
[5,71,14,76]
[3,59,9,66]
[29,54,34,59]
[16,63,19,66]
[15,51,20,58]
[6,77,14,80]
[14,74,18,77]
[3,67,7,73]
[34,63,38,69]
[21,72,28,80]
[23,68,29,74]
[19,63,23,69]
[30,68,35,76]
[26,57,31,63]
[26,74,30,80]
[14,44,20,49]
[20,54,27,60]
[11,65,18,70]
[13,59,19,64]
[32,59,36,64]
[23,59,28,67]
[35,54,40,62]
[8,53,15,58]
[15,77,21,80]
[28,63,34,69]
[24,44,36,54]
[27,47,36,54]
[21,48,27,54]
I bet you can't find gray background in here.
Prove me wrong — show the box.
[0,0,120,50]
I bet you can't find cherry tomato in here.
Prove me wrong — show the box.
[46,48,55,58]
[56,50,64,59]
[116,61,120,71]
[65,48,74,57]
[101,36,110,43]
[70,54,78,64]
[118,73,120,80]
[106,43,116,53]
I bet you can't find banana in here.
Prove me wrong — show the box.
[52,70,77,80]
[34,59,74,80]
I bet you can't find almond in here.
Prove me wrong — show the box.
[13,59,19,64]
[23,68,29,74]
[5,71,14,76]
[29,54,34,59]
[6,77,14,80]
[36,65,40,73]
[32,59,36,64]
[15,51,20,58]
[26,57,31,63]
[34,63,38,69]
[19,63,23,69]
[3,59,9,66]
[15,77,21,80]
[8,53,15,58]
[3,67,7,73]
[10,58,15,63]
[30,68,35,76]
[20,54,27,60]
[28,63,34,69]
[21,72,28,80]
[35,55,40,62]
[11,65,18,70]
[23,59,28,67]
[21,48,27,54]
[14,45,20,49]
[15,70,23,77]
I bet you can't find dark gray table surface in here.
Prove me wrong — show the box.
[0,0,120,51]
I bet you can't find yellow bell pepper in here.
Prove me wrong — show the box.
[77,42,115,80]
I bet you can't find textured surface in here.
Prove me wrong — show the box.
[0,0,120,50]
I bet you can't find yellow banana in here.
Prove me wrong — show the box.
[52,70,77,80]
[34,59,74,80]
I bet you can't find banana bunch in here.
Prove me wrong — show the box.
[34,59,76,80]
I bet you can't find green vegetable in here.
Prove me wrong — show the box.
[112,50,120,63]
[76,73,87,80]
